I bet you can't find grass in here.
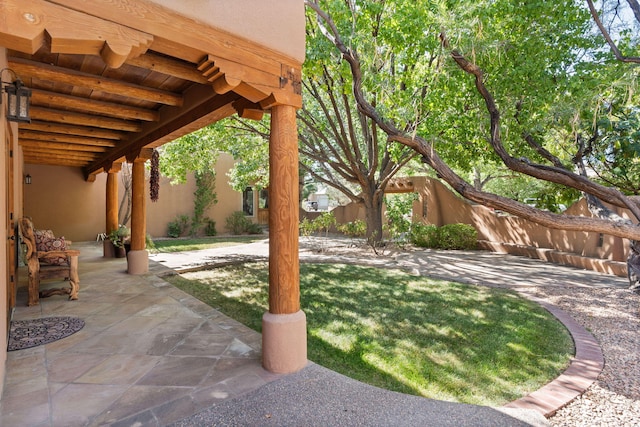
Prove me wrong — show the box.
[164,262,574,406]
[152,235,267,252]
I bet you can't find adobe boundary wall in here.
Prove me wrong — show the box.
[331,176,630,278]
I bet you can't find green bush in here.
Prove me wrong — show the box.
[299,217,315,237]
[204,218,217,236]
[411,223,477,250]
[167,214,190,238]
[225,211,262,235]
[245,222,264,235]
[299,212,337,237]
[337,219,367,237]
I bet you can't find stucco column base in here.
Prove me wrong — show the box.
[127,249,149,274]
[262,310,307,373]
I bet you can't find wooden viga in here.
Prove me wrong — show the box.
[19,218,80,306]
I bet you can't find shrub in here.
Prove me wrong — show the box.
[225,211,261,235]
[337,219,366,237]
[385,193,416,240]
[299,217,315,237]
[245,222,263,234]
[203,218,217,236]
[411,223,477,250]
[167,214,190,238]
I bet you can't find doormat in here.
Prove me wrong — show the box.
[7,316,85,351]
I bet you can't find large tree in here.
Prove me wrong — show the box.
[305,0,640,286]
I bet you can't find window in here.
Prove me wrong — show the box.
[243,187,254,216]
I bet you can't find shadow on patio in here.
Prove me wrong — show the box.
[0,242,281,426]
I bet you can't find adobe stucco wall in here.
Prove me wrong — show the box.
[150,0,306,63]
[334,176,630,276]
[23,153,243,242]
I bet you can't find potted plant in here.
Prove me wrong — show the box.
[108,225,130,258]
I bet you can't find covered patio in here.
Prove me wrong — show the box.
[1,242,284,426]
[0,0,307,397]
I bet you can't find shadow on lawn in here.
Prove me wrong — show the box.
[169,261,573,406]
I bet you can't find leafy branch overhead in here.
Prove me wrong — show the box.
[305,0,640,241]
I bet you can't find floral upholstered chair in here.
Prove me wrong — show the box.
[19,217,80,306]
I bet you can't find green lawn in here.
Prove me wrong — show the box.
[164,262,574,406]
[152,235,267,252]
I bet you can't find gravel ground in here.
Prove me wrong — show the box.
[531,286,640,427]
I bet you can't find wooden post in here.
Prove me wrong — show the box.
[130,158,146,251]
[127,150,151,274]
[262,104,307,373]
[268,104,300,314]
[104,163,120,257]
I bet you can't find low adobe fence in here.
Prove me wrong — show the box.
[319,176,629,277]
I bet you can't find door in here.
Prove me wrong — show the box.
[5,130,16,331]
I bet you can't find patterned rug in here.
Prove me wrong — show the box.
[7,316,85,351]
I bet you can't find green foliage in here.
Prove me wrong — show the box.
[385,193,417,241]
[203,218,217,236]
[411,223,478,250]
[299,217,315,238]
[108,224,130,248]
[145,234,156,251]
[191,170,218,235]
[337,219,367,237]
[299,212,337,238]
[167,215,190,238]
[299,212,337,237]
[225,211,262,235]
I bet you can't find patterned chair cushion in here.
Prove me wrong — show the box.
[34,229,55,250]
[35,232,69,266]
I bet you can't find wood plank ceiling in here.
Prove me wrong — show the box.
[1,0,302,182]
[10,47,237,177]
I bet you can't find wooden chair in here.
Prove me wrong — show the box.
[19,217,80,306]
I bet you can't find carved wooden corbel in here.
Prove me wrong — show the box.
[0,0,153,68]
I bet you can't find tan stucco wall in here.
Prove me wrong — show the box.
[149,0,306,62]
[334,176,630,275]
[23,153,244,241]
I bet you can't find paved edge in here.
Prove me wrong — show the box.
[503,290,604,417]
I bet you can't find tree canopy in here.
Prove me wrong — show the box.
[305,0,640,243]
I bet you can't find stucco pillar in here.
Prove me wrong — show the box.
[262,104,307,373]
[127,151,151,274]
[104,163,121,257]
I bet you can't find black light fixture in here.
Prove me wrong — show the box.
[1,68,31,123]
[24,174,31,185]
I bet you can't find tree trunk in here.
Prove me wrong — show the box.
[362,188,385,245]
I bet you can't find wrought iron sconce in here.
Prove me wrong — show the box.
[24,174,32,185]
[1,68,31,123]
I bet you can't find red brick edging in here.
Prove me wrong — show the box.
[503,292,604,417]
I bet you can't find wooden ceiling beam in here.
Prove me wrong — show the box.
[125,52,209,84]
[24,158,90,167]
[30,107,143,132]
[20,139,109,153]
[19,130,117,147]
[30,89,160,122]
[23,149,98,161]
[85,86,239,176]
[22,121,125,140]
[9,57,184,106]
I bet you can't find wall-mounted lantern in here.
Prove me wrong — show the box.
[24,174,32,185]
[1,68,31,123]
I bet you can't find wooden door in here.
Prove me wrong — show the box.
[5,131,16,331]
